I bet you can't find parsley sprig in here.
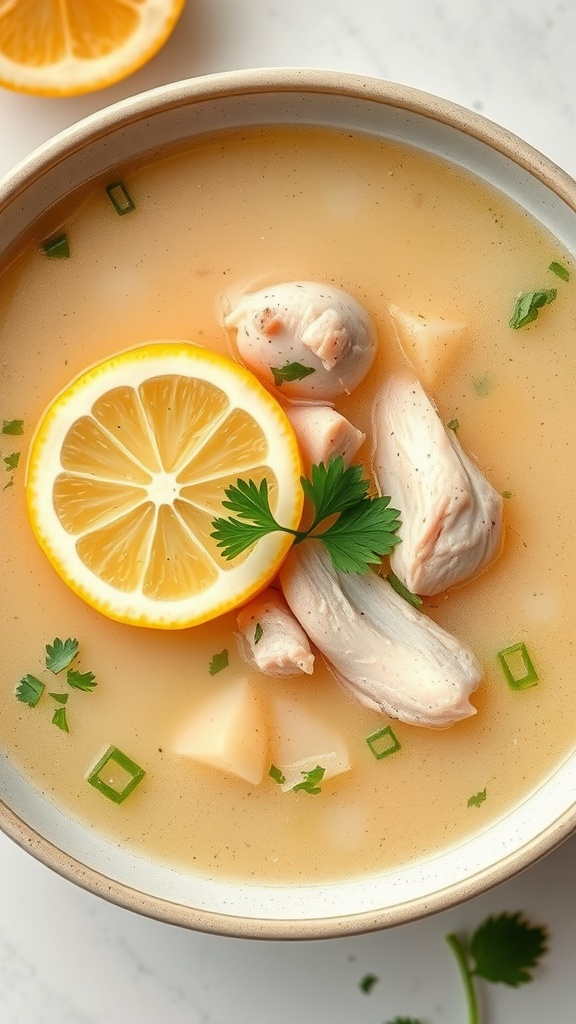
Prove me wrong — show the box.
[211,457,401,574]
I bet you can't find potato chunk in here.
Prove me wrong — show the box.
[389,304,465,386]
[269,692,351,791]
[174,677,267,785]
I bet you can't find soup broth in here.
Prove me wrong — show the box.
[1,125,575,883]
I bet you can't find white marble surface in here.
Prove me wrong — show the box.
[2,1,576,1021]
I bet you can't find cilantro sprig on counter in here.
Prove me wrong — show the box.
[211,456,401,574]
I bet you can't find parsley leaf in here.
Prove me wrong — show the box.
[3,452,20,472]
[470,912,548,986]
[293,764,325,794]
[467,788,487,808]
[254,622,263,644]
[211,458,401,575]
[45,637,79,674]
[49,692,69,704]
[67,668,96,691]
[15,674,45,707]
[52,707,69,732]
[2,419,24,435]
[359,973,379,994]
[268,764,286,785]
[271,361,315,385]
[209,649,229,676]
[509,288,557,329]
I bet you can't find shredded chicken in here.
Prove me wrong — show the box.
[224,281,377,399]
[236,588,314,676]
[280,543,481,728]
[372,375,503,596]
[285,404,365,473]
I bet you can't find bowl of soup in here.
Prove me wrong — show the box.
[1,68,576,938]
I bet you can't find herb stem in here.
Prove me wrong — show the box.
[446,932,480,1024]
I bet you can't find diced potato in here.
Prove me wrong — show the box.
[173,677,267,785]
[269,692,351,792]
[389,304,465,386]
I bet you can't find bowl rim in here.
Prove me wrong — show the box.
[2,66,576,940]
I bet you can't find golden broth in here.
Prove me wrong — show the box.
[1,126,575,883]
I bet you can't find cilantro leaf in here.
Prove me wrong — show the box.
[509,288,557,329]
[300,457,369,523]
[315,496,401,573]
[67,668,96,691]
[268,764,286,785]
[293,764,325,794]
[209,649,229,676]
[3,452,20,472]
[467,788,487,808]
[271,361,315,385]
[45,637,79,674]
[52,707,69,732]
[15,674,45,707]
[469,912,548,986]
[2,419,24,436]
[359,973,379,994]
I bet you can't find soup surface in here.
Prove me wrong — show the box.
[1,126,575,883]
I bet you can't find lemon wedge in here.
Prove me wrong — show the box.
[26,343,303,629]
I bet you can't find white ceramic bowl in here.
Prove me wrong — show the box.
[2,69,576,939]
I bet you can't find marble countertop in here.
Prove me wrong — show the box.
[2,1,576,1021]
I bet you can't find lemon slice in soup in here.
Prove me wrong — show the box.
[26,343,303,629]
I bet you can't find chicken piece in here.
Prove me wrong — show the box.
[372,375,503,595]
[389,304,465,386]
[285,404,365,474]
[237,588,314,676]
[269,692,351,791]
[224,281,377,399]
[280,542,481,728]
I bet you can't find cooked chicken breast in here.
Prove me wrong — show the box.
[285,404,365,474]
[280,543,481,728]
[236,588,315,676]
[372,375,503,596]
[224,281,377,399]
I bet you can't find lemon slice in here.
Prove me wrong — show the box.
[0,0,186,97]
[26,343,303,629]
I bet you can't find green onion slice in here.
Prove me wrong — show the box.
[41,234,70,259]
[366,725,401,760]
[497,642,539,690]
[105,181,136,215]
[86,745,145,804]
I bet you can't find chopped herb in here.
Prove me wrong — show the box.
[49,692,69,705]
[497,642,538,690]
[41,233,70,259]
[509,288,557,329]
[359,973,379,994]
[501,489,512,499]
[271,361,316,386]
[105,181,136,216]
[293,764,325,794]
[268,764,286,785]
[447,417,459,431]
[45,637,79,674]
[211,457,401,575]
[366,725,401,760]
[473,372,492,397]
[254,622,263,645]
[86,745,145,804]
[467,788,487,808]
[3,452,20,472]
[52,707,69,732]
[208,649,229,676]
[386,571,423,608]
[1,419,23,436]
[446,912,548,1023]
[15,674,45,707]
[3,478,14,491]
[549,260,570,282]
[67,668,96,691]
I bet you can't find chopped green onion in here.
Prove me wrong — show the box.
[467,788,487,808]
[52,707,69,732]
[293,764,325,794]
[49,692,69,705]
[268,764,286,785]
[497,642,539,690]
[254,622,263,645]
[15,674,45,708]
[271,361,316,386]
[549,261,570,283]
[386,570,423,608]
[359,973,379,994]
[509,288,557,329]
[86,745,145,804]
[208,649,229,675]
[1,419,23,436]
[447,418,459,432]
[366,725,401,760]
[41,233,70,259]
[105,181,136,216]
